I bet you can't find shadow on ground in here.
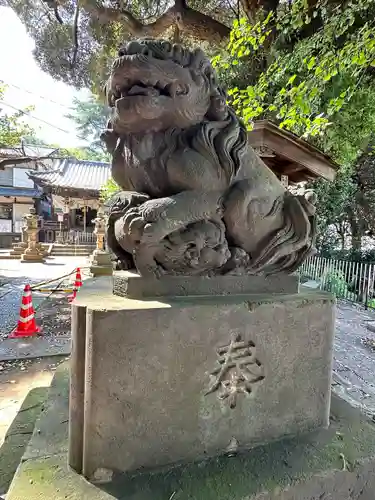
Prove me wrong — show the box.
[0,387,48,495]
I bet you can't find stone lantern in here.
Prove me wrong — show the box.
[21,207,45,263]
[89,206,113,276]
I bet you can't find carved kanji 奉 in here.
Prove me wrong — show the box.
[205,333,265,408]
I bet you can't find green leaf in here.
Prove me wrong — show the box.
[307,57,316,70]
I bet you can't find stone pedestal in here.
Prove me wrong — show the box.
[113,271,299,298]
[36,242,48,257]
[9,242,27,257]
[10,225,27,257]
[69,275,335,479]
[21,250,45,262]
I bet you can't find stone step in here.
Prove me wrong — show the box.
[51,245,95,256]
[52,245,95,250]
[51,249,92,252]
[51,248,94,252]
[51,251,92,256]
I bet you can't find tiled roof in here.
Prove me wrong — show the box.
[0,144,57,158]
[30,158,111,192]
[0,145,58,158]
[0,187,41,198]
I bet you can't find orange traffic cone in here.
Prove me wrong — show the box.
[68,267,83,302]
[9,284,41,338]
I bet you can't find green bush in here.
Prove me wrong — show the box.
[321,269,348,297]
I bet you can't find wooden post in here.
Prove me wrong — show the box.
[83,202,87,233]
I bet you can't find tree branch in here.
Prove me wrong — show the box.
[225,0,240,19]
[42,0,63,23]
[239,0,258,23]
[85,0,231,42]
[175,3,230,41]
[54,5,63,24]
[239,0,281,23]
[71,0,80,68]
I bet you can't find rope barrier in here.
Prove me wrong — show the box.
[1,265,96,301]
[34,274,68,310]
[30,266,91,291]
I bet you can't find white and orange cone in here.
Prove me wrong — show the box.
[68,267,83,302]
[9,284,41,338]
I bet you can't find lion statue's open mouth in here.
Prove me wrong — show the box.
[105,40,216,134]
[112,77,189,99]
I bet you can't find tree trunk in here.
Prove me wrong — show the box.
[347,207,362,251]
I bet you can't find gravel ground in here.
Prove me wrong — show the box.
[333,300,375,419]
[34,295,71,337]
[0,279,42,339]
[0,256,88,339]
[0,281,72,339]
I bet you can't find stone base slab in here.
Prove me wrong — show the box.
[90,250,113,277]
[10,245,26,256]
[7,364,375,500]
[90,264,114,276]
[70,277,334,477]
[21,251,45,263]
[113,271,299,298]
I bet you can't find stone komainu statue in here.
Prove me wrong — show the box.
[102,39,316,277]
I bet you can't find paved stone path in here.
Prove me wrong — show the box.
[0,336,71,361]
[333,301,375,419]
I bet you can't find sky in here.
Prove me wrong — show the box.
[0,6,90,148]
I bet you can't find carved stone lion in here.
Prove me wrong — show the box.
[102,39,316,277]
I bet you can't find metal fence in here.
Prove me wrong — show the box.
[54,230,96,245]
[299,255,375,309]
[74,232,96,245]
